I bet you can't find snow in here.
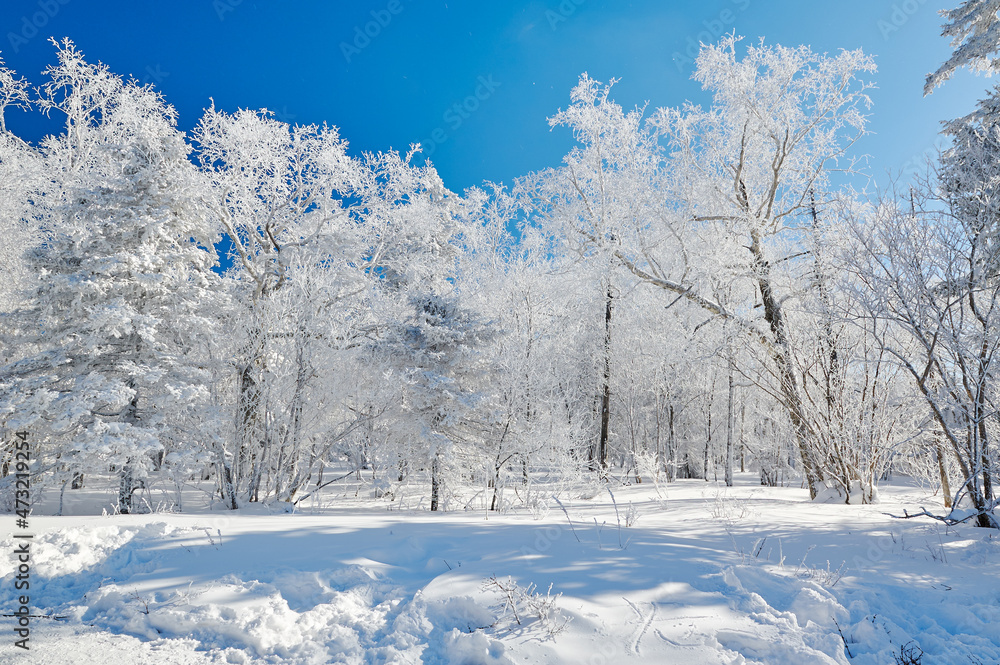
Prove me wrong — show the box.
[3,475,999,664]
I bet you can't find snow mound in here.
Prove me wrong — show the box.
[2,521,510,664]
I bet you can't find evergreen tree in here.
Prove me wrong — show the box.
[0,40,222,513]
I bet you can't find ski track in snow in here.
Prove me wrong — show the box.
[1,478,999,664]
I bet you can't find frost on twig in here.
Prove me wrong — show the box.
[482,574,571,640]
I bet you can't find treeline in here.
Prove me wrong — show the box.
[0,31,997,527]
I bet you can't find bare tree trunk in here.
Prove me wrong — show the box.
[977,340,994,505]
[704,392,712,482]
[217,451,238,510]
[235,302,268,505]
[490,453,501,512]
[750,229,823,498]
[725,355,734,487]
[118,458,136,514]
[739,402,746,473]
[278,330,310,501]
[937,442,952,509]
[667,403,677,482]
[654,389,664,480]
[430,451,442,512]
[598,283,613,475]
[118,373,141,515]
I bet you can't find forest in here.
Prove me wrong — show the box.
[1,7,999,533]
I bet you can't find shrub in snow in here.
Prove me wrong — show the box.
[482,574,571,639]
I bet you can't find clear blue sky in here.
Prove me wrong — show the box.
[0,0,990,192]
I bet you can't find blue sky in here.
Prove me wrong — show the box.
[0,0,991,193]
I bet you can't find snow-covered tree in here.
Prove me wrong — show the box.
[521,36,877,500]
[926,1,1000,94]
[939,87,1000,269]
[460,188,600,508]
[0,54,39,324]
[848,177,1000,528]
[0,40,222,513]
[193,107,364,507]
[364,157,490,512]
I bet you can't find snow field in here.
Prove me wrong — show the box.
[2,476,999,664]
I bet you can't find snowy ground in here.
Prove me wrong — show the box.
[2,474,999,664]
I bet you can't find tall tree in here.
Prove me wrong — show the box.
[0,54,38,321]
[367,160,490,511]
[848,181,1000,528]
[0,40,222,513]
[193,107,362,506]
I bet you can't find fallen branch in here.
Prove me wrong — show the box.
[883,507,982,527]
[292,469,360,505]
